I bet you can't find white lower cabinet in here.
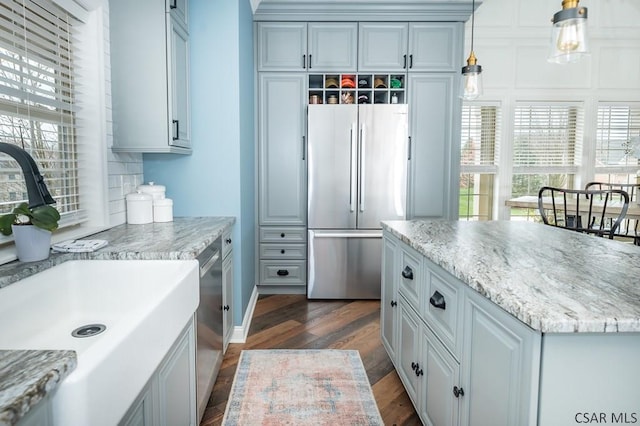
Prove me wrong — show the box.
[383,232,539,426]
[460,287,540,426]
[120,317,197,426]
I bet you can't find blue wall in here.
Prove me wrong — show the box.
[144,0,255,327]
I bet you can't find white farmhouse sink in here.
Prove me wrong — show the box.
[0,259,199,426]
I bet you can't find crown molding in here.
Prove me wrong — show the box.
[253,0,478,22]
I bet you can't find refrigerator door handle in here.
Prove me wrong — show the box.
[311,231,381,239]
[350,124,357,212]
[359,123,366,212]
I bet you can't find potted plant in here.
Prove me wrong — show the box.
[0,202,60,262]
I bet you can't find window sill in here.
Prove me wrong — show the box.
[0,224,113,266]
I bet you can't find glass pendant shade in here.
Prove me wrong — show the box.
[460,54,483,100]
[548,3,589,64]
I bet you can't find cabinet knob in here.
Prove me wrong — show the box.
[280,233,286,238]
[411,361,417,371]
[223,305,230,311]
[277,269,289,277]
[429,290,446,310]
[401,266,414,280]
[280,249,286,254]
[226,238,232,244]
[453,386,465,398]
[415,367,423,377]
[390,300,397,307]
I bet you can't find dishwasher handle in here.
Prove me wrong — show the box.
[200,249,221,277]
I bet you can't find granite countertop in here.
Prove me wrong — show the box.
[382,219,640,334]
[0,216,235,426]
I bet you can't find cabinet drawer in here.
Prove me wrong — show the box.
[259,260,307,286]
[260,243,306,260]
[260,227,307,243]
[398,243,422,313]
[423,258,463,359]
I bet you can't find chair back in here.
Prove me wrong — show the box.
[584,182,639,244]
[538,186,629,239]
[584,182,640,203]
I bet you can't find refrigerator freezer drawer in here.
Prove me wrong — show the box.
[260,260,307,286]
[259,226,307,243]
[307,230,382,299]
[260,243,307,260]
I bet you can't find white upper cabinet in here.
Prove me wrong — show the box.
[111,0,191,154]
[257,22,308,71]
[307,23,357,71]
[359,22,461,72]
[408,23,461,72]
[257,22,357,72]
[358,23,409,72]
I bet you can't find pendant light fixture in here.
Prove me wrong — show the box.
[460,0,482,100]
[548,0,589,64]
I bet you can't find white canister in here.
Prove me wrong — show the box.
[137,182,166,200]
[153,198,174,223]
[126,191,153,224]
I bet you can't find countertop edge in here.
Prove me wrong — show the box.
[0,351,77,426]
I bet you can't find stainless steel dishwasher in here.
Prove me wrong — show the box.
[196,238,223,423]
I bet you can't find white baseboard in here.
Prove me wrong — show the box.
[230,284,258,343]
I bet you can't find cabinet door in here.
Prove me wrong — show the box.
[157,320,197,426]
[460,289,539,426]
[168,15,190,149]
[408,23,461,72]
[257,22,307,71]
[258,74,307,225]
[358,23,408,72]
[119,384,154,426]
[308,23,357,72]
[380,236,399,360]
[166,0,187,30]
[421,324,460,426]
[407,74,458,219]
[397,299,421,406]
[222,252,234,353]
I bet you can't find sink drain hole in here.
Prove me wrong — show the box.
[71,324,106,338]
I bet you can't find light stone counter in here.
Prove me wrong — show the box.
[382,219,640,333]
[0,216,235,425]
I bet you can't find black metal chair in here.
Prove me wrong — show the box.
[538,186,629,239]
[584,182,639,245]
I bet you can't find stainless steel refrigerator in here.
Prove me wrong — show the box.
[307,104,409,299]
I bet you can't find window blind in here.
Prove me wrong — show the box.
[0,0,83,226]
[460,104,500,173]
[596,104,640,169]
[512,103,583,173]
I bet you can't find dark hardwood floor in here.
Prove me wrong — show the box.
[199,294,421,426]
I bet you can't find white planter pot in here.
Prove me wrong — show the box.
[12,224,52,262]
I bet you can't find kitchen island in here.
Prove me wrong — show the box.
[0,216,234,426]
[381,219,640,426]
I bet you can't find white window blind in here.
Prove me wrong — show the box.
[596,103,640,170]
[460,104,500,173]
[0,0,83,226]
[513,103,583,173]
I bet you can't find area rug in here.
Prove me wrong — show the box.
[222,349,383,425]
